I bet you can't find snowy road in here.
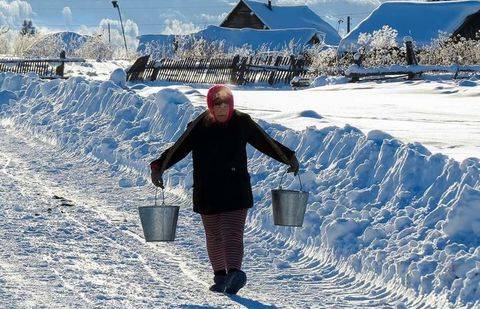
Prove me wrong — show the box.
[0,126,431,307]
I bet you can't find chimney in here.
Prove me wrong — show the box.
[267,0,272,10]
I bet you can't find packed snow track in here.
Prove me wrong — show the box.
[0,125,432,308]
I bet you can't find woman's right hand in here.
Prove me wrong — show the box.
[287,156,300,176]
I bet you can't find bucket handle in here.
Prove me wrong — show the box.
[278,169,304,191]
[154,187,166,207]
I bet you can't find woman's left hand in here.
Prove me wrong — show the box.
[151,170,164,188]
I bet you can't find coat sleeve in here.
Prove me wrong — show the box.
[245,114,295,165]
[150,120,197,172]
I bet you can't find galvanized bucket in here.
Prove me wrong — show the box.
[138,188,179,242]
[271,170,309,227]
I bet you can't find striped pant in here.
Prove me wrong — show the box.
[201,208,248,272]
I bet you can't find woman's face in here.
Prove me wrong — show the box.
[213,100,229,122]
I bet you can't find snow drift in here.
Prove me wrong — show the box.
[0,71,479,307]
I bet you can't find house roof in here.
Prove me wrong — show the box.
[137,34,175,55]
[226,0,341,45]
[137,25,324,55]
[26,31,90,55]
[194,25,322,51]
[339,0,480,52]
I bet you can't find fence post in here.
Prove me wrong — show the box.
[126,54,150,81]
[290,54,303,79]
[235,57,247,85]
[404,36,418,79]
[151,58,162,81]
[230,55,240,84]
[350,51,362,82]
[55,50,66,77]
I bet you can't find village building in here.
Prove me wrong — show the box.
[220,0,341,46]
[339,0,480,52]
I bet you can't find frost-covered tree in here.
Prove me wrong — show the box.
[73,33,115,61]
[21,32,76,58]
[356,25,406,67]
[233,43,255,57]
[12,31,45,57]
[139,34,318,61]
[0,26,10,55]
[303,44,353,76]
[20,20,36,36]
[418,31,480,66]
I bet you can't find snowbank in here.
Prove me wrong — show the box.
[311,75,348,87]
[0,71,479,307]
[109,68,127,89]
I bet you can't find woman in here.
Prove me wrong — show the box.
[150,84,299,295]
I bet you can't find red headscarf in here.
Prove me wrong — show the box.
[206,84,234,123]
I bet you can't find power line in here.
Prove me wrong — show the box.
[31,6,230,10]
[329,12,372,17]
[30,5,372,15]
[32,7,372,18]
[7,22,211,27]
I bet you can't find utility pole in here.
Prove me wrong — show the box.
[347,16,351,33]
[337,19,344,33]
[111,0,128,56]
[108,22,112,44]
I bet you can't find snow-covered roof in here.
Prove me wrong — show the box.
[137,25,324,55]
[229,0,341,45]
[194,25,322,50]
[137,34,174,52]
[24,31,90,56]
[339,0,480,52]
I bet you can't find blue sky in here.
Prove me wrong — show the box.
[0,0,384,37]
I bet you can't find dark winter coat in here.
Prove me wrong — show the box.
[150,110,296,215]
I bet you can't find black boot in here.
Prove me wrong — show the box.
[209,271,227,293]
[224,269,247,295]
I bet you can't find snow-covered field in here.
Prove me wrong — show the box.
[65,60,132,82]
[0,65,479,308]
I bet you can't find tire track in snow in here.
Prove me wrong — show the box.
[0,170,90,307]
[0,128,253,308]
[0,174,230,307]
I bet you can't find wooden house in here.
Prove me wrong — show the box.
[339,1,480,52]
[219,0,341,45]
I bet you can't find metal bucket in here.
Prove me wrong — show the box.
[138,188,179,242]
[271,170,309,227]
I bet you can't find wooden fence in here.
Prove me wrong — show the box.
[346,64,480,82]
[128,38,480,86]
[346,38,480,82]
[0,51,85,79]
[126,54,314,86]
